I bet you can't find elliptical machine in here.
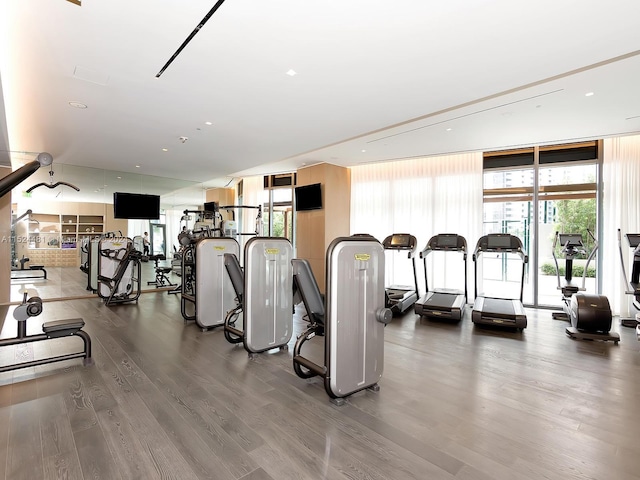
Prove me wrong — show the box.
[552,231,619,343]
[551,232,589,320]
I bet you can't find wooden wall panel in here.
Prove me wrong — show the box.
[295,163,350,293]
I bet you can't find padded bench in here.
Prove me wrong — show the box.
[0,317,93,373]
[11,265,48,280]
[43,318,85,336]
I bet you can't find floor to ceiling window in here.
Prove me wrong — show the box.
[482,142,599,308]
[262,174,295,243]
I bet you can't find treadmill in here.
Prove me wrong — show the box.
[617,230,640,328]
[472,233,528,330]
[382,233,419,314]
[414,234,467,321]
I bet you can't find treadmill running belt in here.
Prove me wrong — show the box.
[482,298,515,319]
[425,292,457,309]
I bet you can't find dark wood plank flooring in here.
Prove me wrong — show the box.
[1,292,639,480]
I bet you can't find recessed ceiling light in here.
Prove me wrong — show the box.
[94,189,99,192]
[286,69,297,77]
[116,176,122,179]
[68,101,87,109]
[585,92,594,97]
[135,165,140,168]
[162,148,168,152]
[361,149,366,153]
[205,121,212,126]
[446,128,452,131]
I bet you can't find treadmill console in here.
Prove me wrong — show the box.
[384,234,416,250]
[559,234,583,248]
[626,234,640,248]
[486,234,514,250]
[435,234,461,250]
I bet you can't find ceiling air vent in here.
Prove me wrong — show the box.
[264,173,296,189]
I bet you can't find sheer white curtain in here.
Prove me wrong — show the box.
[165,208,186,254]
[239,175,264,232]
[602,134,640,316]
[127,219,148,241]
[350,152,483,295]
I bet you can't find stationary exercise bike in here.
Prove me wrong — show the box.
[551,231,619,343]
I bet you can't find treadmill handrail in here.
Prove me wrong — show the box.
[382,233,420,299]
[473,234,527,302]
[420,234,468,302]
[472,235,528,263]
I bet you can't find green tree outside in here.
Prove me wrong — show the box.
[553,198,597,254]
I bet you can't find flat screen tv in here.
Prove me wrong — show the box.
[113,192,160,220]
[294,183,322,211]
[204,201,219,213]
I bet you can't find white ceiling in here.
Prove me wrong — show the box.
[1,0,640,193]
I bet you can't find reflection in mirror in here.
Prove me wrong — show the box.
[9,158,203,302]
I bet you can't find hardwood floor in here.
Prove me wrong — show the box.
[0,293,639,480]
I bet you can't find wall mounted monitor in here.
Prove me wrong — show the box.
[204,201,219,213]
[113,192,160,220]
[294,183,322,211]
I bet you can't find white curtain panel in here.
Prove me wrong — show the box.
[165,208,184,253]
[602,134,640,316]
[127,219,148,242]
[239,175,264,232]
[350,152,484,296]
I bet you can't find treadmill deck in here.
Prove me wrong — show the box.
[472,296,527,329]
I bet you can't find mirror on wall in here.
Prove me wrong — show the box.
[9,161,207,302]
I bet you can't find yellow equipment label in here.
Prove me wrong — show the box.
[265,248,279,255]
[213,246,226,251]
[354,253,370,261]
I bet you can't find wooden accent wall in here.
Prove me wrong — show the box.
[205,187,236,221]
[296,163,350,292]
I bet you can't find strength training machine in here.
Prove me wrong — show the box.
[223,237,293,357]
[382,233,419,315]
[292,236,392,405]
[181,236,240,330]
[472,234,528,330]
[97,236,142,305]
[414,234,467,321]
[0,289,92,372]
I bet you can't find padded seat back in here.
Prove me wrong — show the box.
[224,253,244,304]
[292,259,325,326]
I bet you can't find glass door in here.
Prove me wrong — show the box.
[150,224,166,257]
[483,142,599,308]
[264,187,293,241]
[537,164,597,307]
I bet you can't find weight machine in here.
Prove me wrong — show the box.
[0,289,92,372]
